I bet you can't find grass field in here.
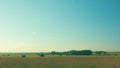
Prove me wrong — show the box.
[0,55,119,68]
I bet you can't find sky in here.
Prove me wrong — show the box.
[0,0,120,52]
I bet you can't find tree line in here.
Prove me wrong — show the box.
[50,50,92,56]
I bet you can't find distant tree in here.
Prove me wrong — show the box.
[103,51,107,55]
[68,50,92,55]
[62,52,69,56]
[50,50,92,56]
[68,50,80,55]
[65,53,70,56]
[79,50,92,55]
[51,51,56,55]
[96,51,106,56]
[59,52,63,56]
[39,53,45,57]
[96,52,101,55]
[21,54,26,58]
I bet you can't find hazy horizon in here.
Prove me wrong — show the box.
[0,0,120,52]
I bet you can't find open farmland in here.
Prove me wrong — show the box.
[0,55,119,68]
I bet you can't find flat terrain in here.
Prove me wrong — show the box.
[0,55,119,68]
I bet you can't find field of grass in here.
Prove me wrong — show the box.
[0,55,119,68]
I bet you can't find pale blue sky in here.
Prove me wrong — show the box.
[0,0,120,52]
